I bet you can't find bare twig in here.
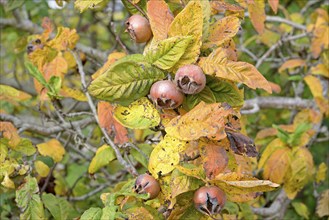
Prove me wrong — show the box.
[69,183,111,201]
[252,190,289,216]
[127,0,148,19]
[241,97,315,114]
[0,114,95,135]
[70,50,138,177]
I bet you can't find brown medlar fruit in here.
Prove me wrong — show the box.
[175,64,206,94]
[193,186,226,216]
[125,14,152,43]
[150,80,184,109]
[134,173,160,200]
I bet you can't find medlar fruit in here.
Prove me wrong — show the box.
[175,64,206,94]
[193,186,226,216]
[134,173,160,200]
[125,14,152,43]
[150,80,184,109]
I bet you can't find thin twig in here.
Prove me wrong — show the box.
[127,0,148,19]
[70,50,138,177]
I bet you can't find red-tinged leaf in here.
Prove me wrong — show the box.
[147,0,174,41]
[199,139,229,179]
[210,1,244,13]
[247,0,265,34]
[268,0,279,14]
[41,17,54,41]
[278,59,306,74]
[268,81,281,94]
[97,101,128,144]
[42,55,68,80]
[227,132,258,157]
[0,121,20,147]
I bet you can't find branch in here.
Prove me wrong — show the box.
[0,114,95,135]
[252,190,289,216]
[69,183,111,201]
[71,50,139,177]
[241,97,315,114]
[0,18,107,62]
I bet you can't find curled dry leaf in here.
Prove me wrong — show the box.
[226,132,258,157]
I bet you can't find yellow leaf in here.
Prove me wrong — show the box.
[199,48,272,93]
[165,102,237,141]
[211,178,279,195]
[316,190,329,217]
[125,206,155,220]
[258,138,286,169]
[147,0,173,41]
[203,16,241,49]
[28,46,58,70]
[168,1,203,70]
[304,75,323,97]
[0,122,20,147]
[278,59,307,73]
[48,27,79,51]
[34,160,50,177]
[291,202,310,220]
[316,162,327,183]
[284,147,314,199]
[60,86,87,101]
[1,173,15,189]
[148,136,187,178]
[37,139,65,162]
[74,0,104,13]
[88,145,116,174]
[263,148,292,184]
[63,51,77,69]
[311,63,329,78]
[113,97,161,129]
[259,29,280,47]
[247,0,265,34]
[311,9,329,58]
[0,85,32,103]
[92,52,126,80]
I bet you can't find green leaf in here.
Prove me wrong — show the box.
[16,176,45,220]
[292,202,309,219]
[88,145,116,174]
[4,0,25,11]
[42,193,79,220]
[239,203,254,220]
[47,76,62,98]
[273,124,290,143]
[101,206,116,220]
[15,138,36,156]
[130,143,153,169]
[168,1,203,70]
[88,55,165,105]
[25,62,48,88]
[183,86,216,110]
[146,36,193,70]
[222,201,239,215]
[207,76,244,106]
[200,0,211,42]
[289,123,312,146]
[80,207,103,220]
[113,97,161,129]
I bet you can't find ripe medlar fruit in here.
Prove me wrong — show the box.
[134,173,160,200]
[125,14,152,43]
[175,64,206,94]
[193,186,226,216]
[150,80,184,109]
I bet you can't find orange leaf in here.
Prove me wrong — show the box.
[42,55,68,80]
[92,52,126,80]
[263,148,292,184]
[210,1,244,13]
[268,0,279,14]
[278,59,306,74]
[204,16,241,48]
[199,48,272,93]
[147,0,174,41]
[97,101,128,144]
[41,17,54,41]
[268,81,281,93]
[0,121,20,147]
[165,102,238,141]
[247,0,265,34]
[311,9,329,58]
[199,139,228,179]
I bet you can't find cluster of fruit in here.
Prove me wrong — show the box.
[126,15,206,110]
[135,174,226,216]
[127,14,226,216]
